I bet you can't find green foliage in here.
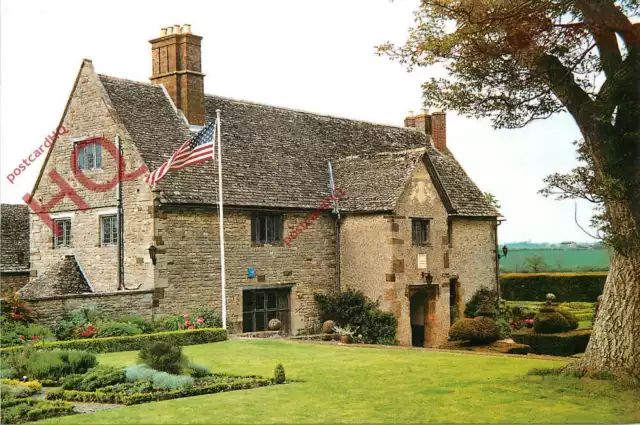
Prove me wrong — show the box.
[558,309,579,331]
[118,315,154,334]
[1,290,35,324]
[125,364,157,382]
[464,286,498,318]
[527,367,565,376]
[138,341,187,374]
[25,350,97,380]
[153,309,223,332]
[151,371,195,390]
[54,305,101,340]
[448,317,501,345]
[495,317,512,339]
[274,363,286,384]
[513,330,591,356]
[47,376,272,406]
[97,321,143,338]
[534,308,576,334]
[0,321,56,347]
[188,363,211,378]
[0,367,17,378]
[62,366,126,391]
[314,289,397,345]
[501,273,606,302]
[0,398,75,423]
[0,328,227,356]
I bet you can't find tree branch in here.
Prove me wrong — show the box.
[576,0,640,49]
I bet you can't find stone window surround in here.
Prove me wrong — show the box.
[71,136,104,173]
[100,213,118,247]
[251,212,283,245]
[411,216,433,247]
[53,218,72,248]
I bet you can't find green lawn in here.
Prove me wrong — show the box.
[38,339,640,424]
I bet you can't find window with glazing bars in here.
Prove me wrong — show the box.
[251,213,282,244]
[242,288,290,333]
[75,140,102,171]
[100,215,118,246]
[412,218,431,246]
[54,218,71,248]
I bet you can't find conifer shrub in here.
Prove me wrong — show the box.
[138,341,187,374]
[274,363,286,384]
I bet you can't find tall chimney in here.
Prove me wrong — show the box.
[403,109,447,153]
[149,25,205,126]
[430,111,447,153]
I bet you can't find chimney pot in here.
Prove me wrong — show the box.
[160,28,167,37]
[408,110,414,117]
[173,24,182,34]
[166,26,173,35]
[182,24,192,34]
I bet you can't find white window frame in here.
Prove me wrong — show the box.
[74,138,103,171]
[53,218,72,248]
[100,214,118,246]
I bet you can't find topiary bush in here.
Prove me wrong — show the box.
[464,286,498,318]
[558,309,579,331]
[513,329,591,356]
[274,363,285,384]
[62,366,126,391]
[138,341,186,375]
[448,316,500,345]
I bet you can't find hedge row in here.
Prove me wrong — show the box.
[0,328,227,355]
[47,378,273,405]
[1,398,76,424]
[512,329,591,356]
[501,273,606,302]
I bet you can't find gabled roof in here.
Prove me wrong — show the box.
[19,255,93,299]
[333,149,425,212]
[88,70,498,217]
[1,204,30,272]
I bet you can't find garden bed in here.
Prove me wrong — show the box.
[47,373,275,405]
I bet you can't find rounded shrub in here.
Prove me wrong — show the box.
[533,310,572,334]
[464,286,498,318]
[138,341,186,374]
[558,309,579,330]
[97,322,143,338]
[448,317,500,345]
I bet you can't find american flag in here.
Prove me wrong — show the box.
[145,122,216,185]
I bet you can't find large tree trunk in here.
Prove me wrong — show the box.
[576,211,640,381]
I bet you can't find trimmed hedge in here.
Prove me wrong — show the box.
[0,398,76,423]
[47,377,272,405]
[512,329,591,356]
[0,328,227,356]
[501,273,606,302]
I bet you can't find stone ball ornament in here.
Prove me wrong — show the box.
[322,320,336,334]
[268,318,282,331]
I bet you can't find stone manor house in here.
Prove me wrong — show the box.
[11,26,501,347]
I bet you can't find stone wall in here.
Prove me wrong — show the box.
[153,207,337,333]
[29,61,154,293]
[25,290,154,328]
[450,219,498,305]
[1,273,30,293]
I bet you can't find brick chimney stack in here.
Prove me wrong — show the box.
[149,25,205,126]
[403,109,447,153]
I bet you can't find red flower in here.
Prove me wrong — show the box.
[197,317,205,325]
[31,335,40,340]
[19,335,26,340]
[188,325,195,330]
[184,321,191,327]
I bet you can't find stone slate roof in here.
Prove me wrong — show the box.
[19,255,93,299]
[1,204,30,272]
[98,75,499,217]
[333,149,425,212]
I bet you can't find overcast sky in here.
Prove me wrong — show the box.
[0,0,598,243]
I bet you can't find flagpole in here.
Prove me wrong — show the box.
[216,110,227,330]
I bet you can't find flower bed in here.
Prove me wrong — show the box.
[0,328,227,356]
[47,374,274,405]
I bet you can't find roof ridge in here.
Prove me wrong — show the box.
[97,74,156,87]
[205,93,419,132]
[335,147,425,162]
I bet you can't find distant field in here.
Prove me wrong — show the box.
[499,247,611,272]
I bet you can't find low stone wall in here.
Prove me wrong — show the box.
[25,290,154,327]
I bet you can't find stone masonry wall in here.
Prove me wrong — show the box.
[26,290,154,328]
[153,208,337,333]
[392,160,451,347]
[29,61,154,293]
[450,219,498,305]
[1,274,30,294]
